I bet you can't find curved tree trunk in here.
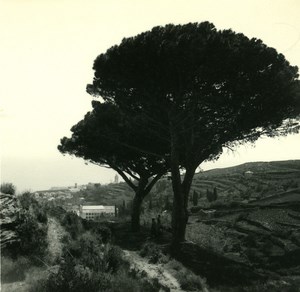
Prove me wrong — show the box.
[169,117,197,247]
[130,173,164,232]
[131,193,143,232]
[171,169,196,247]
[169,117,184,247]
[171,190,189,245]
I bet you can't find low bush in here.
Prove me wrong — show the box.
[109,270,142,292]
[110,269,163,292]
[62,231,126,274]
[104,245,126,273]
[44,257,109,292]
[176,269,204,291]
[190,206,202,213]
[61,212,84,239]
[15,211,48,259]
[27,247,146,292]
[140,242,166,264]
[166,259,182,271]
[93,224,112,243]
[83,221,112,243]
[1,256,31,283]
[166,258,207,291]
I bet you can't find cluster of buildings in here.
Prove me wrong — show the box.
[33,183,86,201]
[33,182,118,221]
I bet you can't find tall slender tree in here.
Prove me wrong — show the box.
[87,22,300,246]
[192,190,199,206]
[58,101,169,231]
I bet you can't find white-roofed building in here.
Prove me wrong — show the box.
[79,205,115,220]
[244,170,254,178]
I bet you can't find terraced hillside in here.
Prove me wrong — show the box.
[79,160,300,209]
[190,160,300,206]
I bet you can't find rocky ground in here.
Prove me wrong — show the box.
[0,193,20,247]
[185,200,300,289]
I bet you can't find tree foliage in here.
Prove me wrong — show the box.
[58,101,169,230]
[88,22,300,161]
[87,22,300,244]
[59,102,167,176]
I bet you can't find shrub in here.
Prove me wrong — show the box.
[36,210,48,223]
[140,242,164,264]
[190,206,202,213]
[18,192,38,210]
[110,270,142,292]
[74,231,106,271]
[176,270,204,291]
[0,182,16,195]
[61,212,84,239]
[104,245,126,273]
[15,211,48,258]
[166,259,182,271]
[33,246,130,292]
[93,224,112,243]
[166,258,207,291]
[1,256,31,283]
[62,231,126,274]
[45,258,109,292]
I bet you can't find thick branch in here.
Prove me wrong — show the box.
[113,167,138,191]
[144,172,165,196]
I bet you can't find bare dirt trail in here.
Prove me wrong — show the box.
[1,217,65,292]
[46,217,66,263]
[123,250,184,292]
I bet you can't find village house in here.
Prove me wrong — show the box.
[244,170,254,178]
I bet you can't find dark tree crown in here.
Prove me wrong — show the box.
[58,102,169,178]
[87,22,300,167]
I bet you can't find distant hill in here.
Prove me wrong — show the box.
[198,160,300,177]
[78,160,300,208]
[191,160,300,205]
[77,182,133,207]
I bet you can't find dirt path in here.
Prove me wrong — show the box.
[123,250,184,292]
[47,217,66,263]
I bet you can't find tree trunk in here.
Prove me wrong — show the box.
[129,173,164,232]
[171,187,189,245]
[169,117,189,247]
[169,117,197,246]
[131,193,143,231]
[171,169,195,247]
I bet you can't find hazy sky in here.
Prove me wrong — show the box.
[1,0,300,192]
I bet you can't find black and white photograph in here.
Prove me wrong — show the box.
[1,1,300,291]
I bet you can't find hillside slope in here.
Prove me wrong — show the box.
[77,160,300,209]
[191,160,300,205]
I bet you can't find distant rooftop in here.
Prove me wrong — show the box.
[82,205,114,210]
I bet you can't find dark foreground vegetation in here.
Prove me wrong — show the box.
[1,191,166,292]
[3,18,300,290]
[1,160,300,291]
[60,21,300,246]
